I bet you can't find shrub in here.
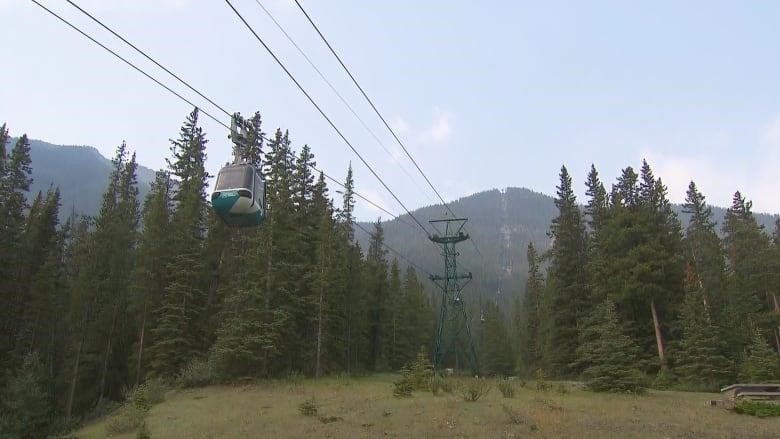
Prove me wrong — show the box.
[501,404,527,425]
[298,397,318,416]
[497,379,515,398]
[392,371,414,398]
[177,357,216,388]
[106,403,147,435]
[460,377,491,401]
[555,383,568,394]
[534,369,550,392]
[430,374,453,396]
[733,400,780,418]
[407,348,433,390]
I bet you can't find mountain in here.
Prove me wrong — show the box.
[25,139,157,220]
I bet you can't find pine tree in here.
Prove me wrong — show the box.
[150,109,211,378]
[540,165,588,377]
[0,352,55,438]
[365,219,389,371]
[385,259,404,370]
[481,301,515,376]
[0,134,33,366]
[682,181,727,313]
[674,288,733,390]
[575,299,644,392]
[738,331,780,382]
[516,242,543,375]
[128,171,172,384]
[722,191,774,360]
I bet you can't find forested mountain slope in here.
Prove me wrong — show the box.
[25,139,156,219]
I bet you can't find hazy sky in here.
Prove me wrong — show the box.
[2,0,779,220]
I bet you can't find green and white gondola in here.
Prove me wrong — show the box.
[211,163,266,227]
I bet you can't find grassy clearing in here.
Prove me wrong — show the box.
[76,375,780,438]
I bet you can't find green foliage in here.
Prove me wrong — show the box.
[541,166,589,377]
[176,357,216,388]
[106,403,147,435]
[738,332,780,383]
[674,288,733,391]
[733,400,780,418]
[407,348,434,390]
[0,352,54,438]
[496,379,515,398]
[459,377,491,401]
[392,369,413,398]
[576,300,645,393]
[481,301,515,376]
[298,397,318,416]
[534,369,551,391]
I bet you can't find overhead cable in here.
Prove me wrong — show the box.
[223,0,432,236]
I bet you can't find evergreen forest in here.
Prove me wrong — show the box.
[1,111,779,437]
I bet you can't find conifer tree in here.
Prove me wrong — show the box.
[481,301,515,376]
[722,191,774,359]
[738,331,780,382]
[365,219,389,370]
[575,299,644,392]
[0,352,55,438]
[541,166,588,377]
[128,171,172,384]
[674,288,733,390]
[385,258,404,370]
[516,242,543,374]
[0,134,33,364]
[682,182,727,312]
[150,109,210,377]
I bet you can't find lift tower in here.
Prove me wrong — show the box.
[428,218,479,373]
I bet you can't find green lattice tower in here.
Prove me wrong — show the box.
[429,218,479,374]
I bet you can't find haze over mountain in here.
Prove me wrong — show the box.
[26,139,779,311]
[24,139,157,220]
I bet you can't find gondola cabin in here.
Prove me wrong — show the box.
[211,163,266,227]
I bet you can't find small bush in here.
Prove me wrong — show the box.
[393,372,414,398]
[555,383,569,394]
[535,369,550,392]
[177,358,216,388]
[430,374,454,396]
[298,397,318,416]
[733,400,780,418]
[652,366,676,390]
[106,403,147,435]
[407,348,433,390]
[497,379,515,398]
[460,377,491,402]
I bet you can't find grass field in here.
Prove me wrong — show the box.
[76,375,779,438]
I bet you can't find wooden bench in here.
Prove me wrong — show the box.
[720,384,780,402]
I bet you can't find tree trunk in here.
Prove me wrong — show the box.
[650,299,665,364]
[315,265,325,378]
[773,293,780,356]
[263,233,273,378]
[135,298,148,385]
[65,303,91,426]
[98,300,120,404]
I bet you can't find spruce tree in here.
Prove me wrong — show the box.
[541,165,588,377]
[674,288,733,390]
[365,219,389,370]
[575,299,644,392]
[0,352,55,438]
[481,301,515,376]
[738,331,780,382]
[722,191,774,359]
[516,242,543,375]
[150,109,210,378]
[682,181,727,313]
[128,171,172,384]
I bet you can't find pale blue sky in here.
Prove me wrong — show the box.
[2,0,779,219]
